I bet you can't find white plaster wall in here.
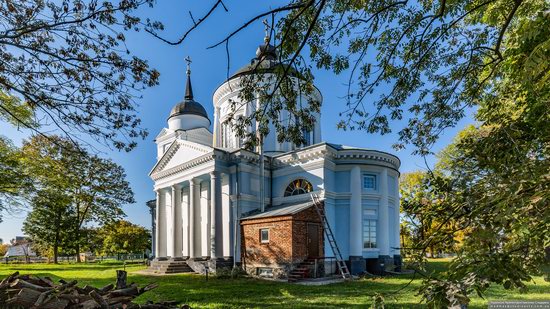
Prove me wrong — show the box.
[168,114,210,131]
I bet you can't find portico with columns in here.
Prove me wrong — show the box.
[151,152,235,269]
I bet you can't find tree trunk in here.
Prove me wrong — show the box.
[116,270,127,289]
[53,243,58,264]
[75,199,82,263]
[76,241,81,263]
[54,208,62,264]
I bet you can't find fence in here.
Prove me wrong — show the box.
[3,253,149,264]
[309,257,341,279]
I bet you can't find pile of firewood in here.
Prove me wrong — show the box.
[0,271,190,309]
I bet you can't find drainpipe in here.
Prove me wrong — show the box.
[269,157,273,208]
[259,137,265,212]
[233,163,240,269]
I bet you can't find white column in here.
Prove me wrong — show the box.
[154,190,161,258]
[394,175,401,256]
[213,107,220,147]
[222,176,232,256]
[379,168,390,256]
[182,186,190,258]
[172,184,182,258]
[156,189,168,258]
[189,178,201,258]
[350,166,362,257]
[210,171,222,258]
[314,112,322,143]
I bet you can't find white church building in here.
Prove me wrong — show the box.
[148,38,401,279]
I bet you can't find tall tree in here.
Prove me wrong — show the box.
[99,220,151,256]
[70,155,135,261]
[400,171,461,258]
[0,0,160,151]
[0,136,32,222]
[415,12,550,306]
[22,189,73,263]
[21,135,135,261]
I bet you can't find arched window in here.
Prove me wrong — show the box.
[284,179,313,197]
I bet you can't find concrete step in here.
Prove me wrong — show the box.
[148,260,194,274]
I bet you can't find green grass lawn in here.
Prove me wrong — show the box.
[0,260,548,308]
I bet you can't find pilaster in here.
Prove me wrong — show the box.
[349,166,362,257]
[210,171,223,258]
[154,190,161,258]
[379,168,390,257]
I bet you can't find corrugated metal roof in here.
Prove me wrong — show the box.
[241,201,315,220]
[4,244,36,257]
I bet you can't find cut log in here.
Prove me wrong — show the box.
[5,288,41,306]
[58,292,92,303]
[79,285,96,294]
[10,279,52,292]
[98,283,114,294]
[109,286,139,297]
[6,288,69,309]
[88,290,108,309]
[0,271,174,309]
[72,299,100,309]
[106,296,133,305]
[33,289,55,307]
[59,280,78,291]
[39,277,57,288]
[115,270,127,289]
[0,271,19,289]
[139,283,159,294]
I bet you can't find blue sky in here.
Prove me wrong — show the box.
[0,1,474,243]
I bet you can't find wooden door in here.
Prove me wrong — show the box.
[307,223,320,257]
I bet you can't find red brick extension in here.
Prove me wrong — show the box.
[240,203,324,279]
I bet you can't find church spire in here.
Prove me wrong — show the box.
[262,19,270,44]
[184,56,193,100]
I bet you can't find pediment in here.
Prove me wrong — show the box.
[155,128,172,141]
[150,140,212,176]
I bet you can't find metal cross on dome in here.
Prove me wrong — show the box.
[262,19,270,43]
[185,56,192,75]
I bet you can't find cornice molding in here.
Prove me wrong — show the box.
[150,140,217,179]
[271,143,400,171]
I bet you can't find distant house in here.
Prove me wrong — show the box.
[4,243,36,258]
[11,236,29,245]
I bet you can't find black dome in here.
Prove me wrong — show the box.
[168,99,209,121]
[229,42,301,81]
[168,61,210,122]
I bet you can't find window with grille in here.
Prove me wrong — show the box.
[363,219,377,249]
[260,229,269,243]
[363,174,377,190]
[284,179,313,197]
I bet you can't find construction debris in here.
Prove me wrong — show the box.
[0,271,189,309]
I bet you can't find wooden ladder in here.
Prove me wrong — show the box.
[311,193,352,280]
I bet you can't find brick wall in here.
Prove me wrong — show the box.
[241,216,294,267]
[240,204,325,278]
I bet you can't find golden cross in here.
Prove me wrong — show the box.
[185,56,192,74]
